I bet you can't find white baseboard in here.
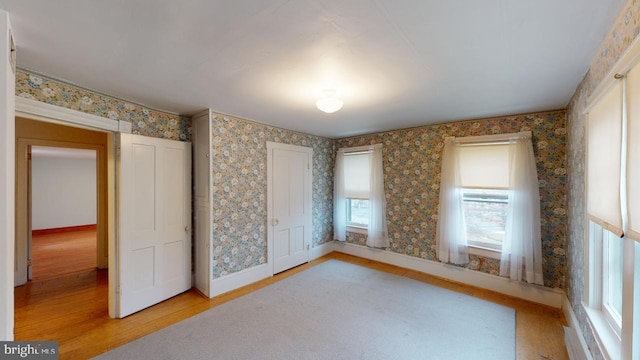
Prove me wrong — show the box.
[334,241,563,308]
[207,242,332,299]
[310,241,334,260]
[208,263,272,298]
[563,295,593,360]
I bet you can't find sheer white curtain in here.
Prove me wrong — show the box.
[500,135,543,284]
[334,150,347,241]
[436,138,469,265]
[367,145,390,248]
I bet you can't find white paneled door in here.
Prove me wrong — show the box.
[118,134,191,317]
[267,142,312,274]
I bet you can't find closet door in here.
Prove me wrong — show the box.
[267,142,312,274]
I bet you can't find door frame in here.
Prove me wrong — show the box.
[15,119,110,285]
[266,141,313,275]
[15,97,119,317]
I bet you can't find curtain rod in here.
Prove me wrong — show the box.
[445,131,531,145]
[338,143,383,154]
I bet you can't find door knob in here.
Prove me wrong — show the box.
[271,218,279,226]
[185,225,191,233]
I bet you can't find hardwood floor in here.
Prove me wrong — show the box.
[31,226,97,281]
[14,252,569,359]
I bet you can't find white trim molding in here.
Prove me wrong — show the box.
[208,263,272,298]
[563,295,594,360]
[588,34,640,111]
[208,241,332,299]
[16,96,119,132]
[0,10,15,341]
[208,241,566,310]
[310,241,334,260]
[334,241,564,308]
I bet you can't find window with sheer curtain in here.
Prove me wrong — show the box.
[334,144,389,248]
[436,132,543,285]
[459,143,510,252]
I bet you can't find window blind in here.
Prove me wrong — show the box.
[343,152,370,199]
[587,81,624,237]
[458,144,510,189]
[626,65,640,241]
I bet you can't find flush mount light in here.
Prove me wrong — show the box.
[315,89,343,113]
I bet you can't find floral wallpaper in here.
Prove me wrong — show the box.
[566,0,640,358]
[16,1,638,350]
[210,113,334,278]
[336,110,568,289]
[15,70,191,141]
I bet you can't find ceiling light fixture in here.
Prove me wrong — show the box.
[315,89,343,113]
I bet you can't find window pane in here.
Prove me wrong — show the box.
[604,230,623,319]
[463,189,508,250]
[347,199,369,226]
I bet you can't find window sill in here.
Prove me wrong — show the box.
[346,226,368,235]
[468,245,501,260]
[583,303,621,360]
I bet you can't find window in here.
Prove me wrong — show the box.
[458,142,511,253]
[583,32,640,359]
[334,144,389,248]
[462,188,508,251]
[585,74,626,358]
[343,151,371,228]
[586,222,624,357]
[437,132,543,284]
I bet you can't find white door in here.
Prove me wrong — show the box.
[267,142,312,274]
[118,134,192,317]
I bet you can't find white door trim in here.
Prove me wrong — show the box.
[266,141,313,275]
[0,10,15,341]
[16,96,120,132]
[14,97,120,317]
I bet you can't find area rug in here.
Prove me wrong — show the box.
[94,260,515,359]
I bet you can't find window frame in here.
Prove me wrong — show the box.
[584,222,623,359]
[340,147,374,234]
[455,139,513,260]
[583,67,637,359]
[602,229,623,336]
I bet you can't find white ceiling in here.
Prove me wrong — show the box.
[0,0,626,138]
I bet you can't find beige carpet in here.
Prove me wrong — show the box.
[94,260,515,359]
